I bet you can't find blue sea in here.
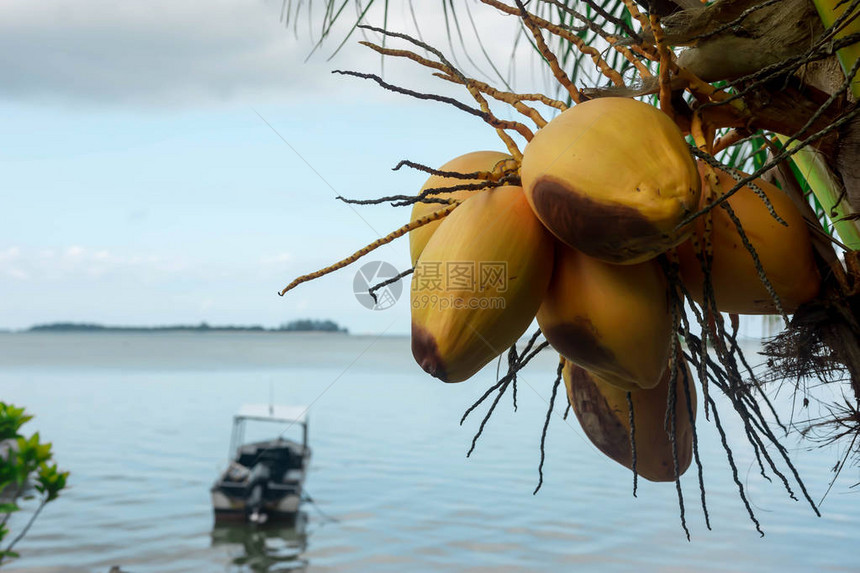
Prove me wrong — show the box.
[0,331,857,572]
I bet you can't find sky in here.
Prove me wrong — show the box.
[1,0,557,334]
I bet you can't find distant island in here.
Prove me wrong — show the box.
[27,319,348,334]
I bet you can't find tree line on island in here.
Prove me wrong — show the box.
[27,319,347,334]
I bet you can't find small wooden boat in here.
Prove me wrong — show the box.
[211,404,311,524]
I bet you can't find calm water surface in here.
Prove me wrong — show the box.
[0,332,857,572]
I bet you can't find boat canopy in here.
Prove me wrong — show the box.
[229,404,309,456]
[235,404,308,425]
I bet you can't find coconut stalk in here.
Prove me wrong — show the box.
[776,134,860,249]
[810,0,860,99]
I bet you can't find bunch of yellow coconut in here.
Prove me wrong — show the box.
[409,97,821,482]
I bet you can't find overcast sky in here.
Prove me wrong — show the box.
[1,0,559,333]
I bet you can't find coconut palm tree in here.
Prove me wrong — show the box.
[278,0,860,525]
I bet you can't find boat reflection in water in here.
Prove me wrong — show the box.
[211,511,308,572]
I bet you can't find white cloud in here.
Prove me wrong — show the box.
[0,246,21,262]
[0,0,344,107]
[0,247,26,280]
[0,245,185,281]
[260,252,293,265]
[6,268,29,280]
[0,0,556,109]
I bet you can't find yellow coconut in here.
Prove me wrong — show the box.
[563,355,696,482]
[409,150,513,265]
[537,243,672,391]
[675,162,821,314]
[520,97,700,264]
[411,186,554,382]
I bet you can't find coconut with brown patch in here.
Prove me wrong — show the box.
[410,185,554,383]
[563,355,696,482]
[675,161,821,314]
[537,243,672,391]
[520,97,700,264]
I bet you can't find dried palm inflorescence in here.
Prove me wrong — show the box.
[278,0,860,537]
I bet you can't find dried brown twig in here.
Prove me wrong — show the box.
[278,202,458,296]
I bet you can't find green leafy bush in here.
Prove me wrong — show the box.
[0,402,68,564]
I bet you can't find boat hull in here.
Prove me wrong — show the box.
[211,490,301,523]
[211,437,310,524]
